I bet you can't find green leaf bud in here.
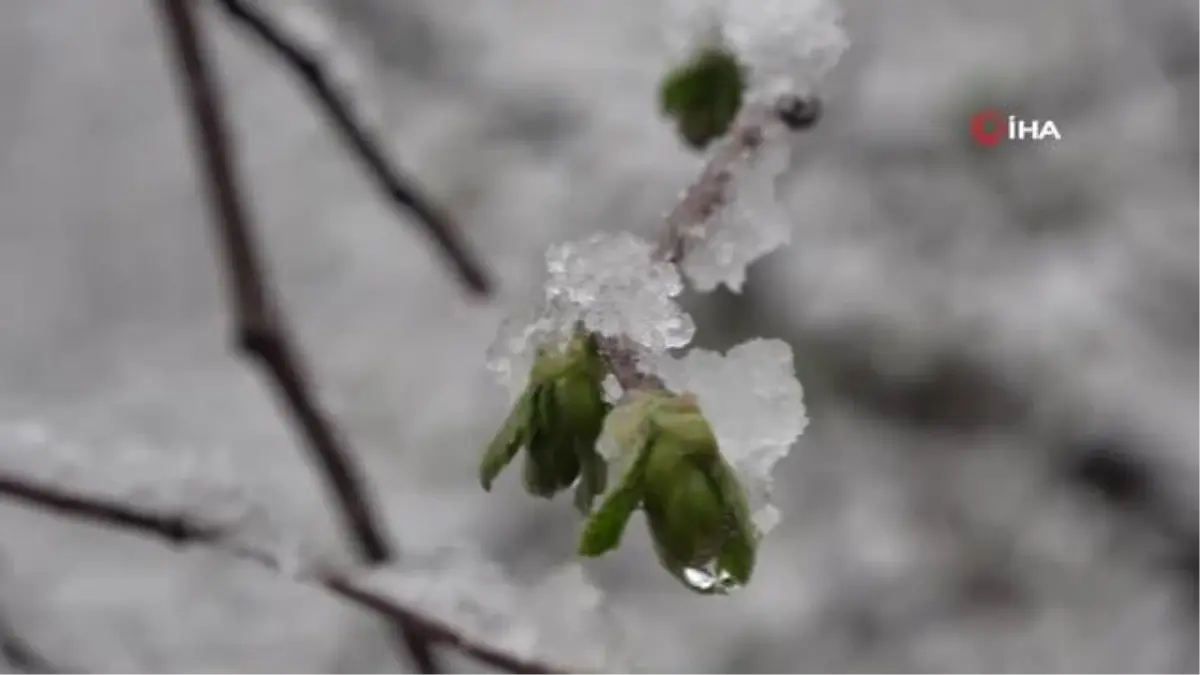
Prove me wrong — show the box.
[480,332,611,511]
[659,46,746,151]
[578,391,758,594]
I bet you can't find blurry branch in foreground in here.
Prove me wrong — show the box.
[0,611,66,674]
[211,0,492,295]
[0,473,560,674]
[157,0,443,670]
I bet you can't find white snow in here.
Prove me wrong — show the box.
[678,125,795,292]
[666,0,849,99]
[486,232,695,395]
[352,549,630,671]
[646,338,807,534]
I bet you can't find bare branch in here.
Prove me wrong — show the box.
[156,0,440,670]
[210,0,492,296]
[0,476,220,545]
[0,473,563,674]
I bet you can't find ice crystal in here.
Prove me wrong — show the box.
[663,0,728,60]
[0,416,323,578]
[354,548,630,671]
[667,0,850,99]
[645,338,807,534]
[0,418,254,527]
[486,232,695,395]
[722,0,850,98]
[679,127,794,292]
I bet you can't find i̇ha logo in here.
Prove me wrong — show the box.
[969,109,1061,147]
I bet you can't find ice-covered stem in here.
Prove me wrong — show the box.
[210,0,493,295]
[599,94,821,392]
[658,94,821,263]
[157,2,440,670]
[598,335,668,391]
[0,472,564,674]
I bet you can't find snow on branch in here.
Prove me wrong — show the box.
[487,95,825,396]
[482,96,825,593]
[0,0,845,670]
[157,1,440,669]
[658,95,821,266]
[0,472,563,674]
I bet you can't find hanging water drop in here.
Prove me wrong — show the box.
[681,560,743,594]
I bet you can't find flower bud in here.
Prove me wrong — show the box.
[659,46,746,150]
[480,333,611,512]
[578,392,757,594]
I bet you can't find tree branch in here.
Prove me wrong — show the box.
[156,0,440,670]
[602,94,823,392]
[0,473,561,674]
[210,0,492,296]
[659,95,822,263]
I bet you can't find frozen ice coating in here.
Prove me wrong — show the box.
[666,0,849,98]
[645,338,807,535]
[0,418,256,527]
[355,550,629,671]
[722,0,850,97]
[542,232,695,350]
[484,307,551,395]
[0,417,328,578]
[679,129,794,292]
[486,232,695,395]
[662,0,727,59]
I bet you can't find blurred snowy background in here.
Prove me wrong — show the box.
[0,0,1196,672]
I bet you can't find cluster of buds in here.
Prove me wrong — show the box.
[480,332,610,514]
[481,342,759,594]
[480,0,841,595]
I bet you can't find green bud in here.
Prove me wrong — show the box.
[578,392,758,595]
[480,333,611,513]
[659,46,746,151]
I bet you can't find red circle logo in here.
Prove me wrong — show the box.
[969,109,1005,147]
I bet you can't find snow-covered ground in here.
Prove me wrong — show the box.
[0,0,1195,671]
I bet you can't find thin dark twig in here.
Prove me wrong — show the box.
[0,476,221,544]
[0,473,562,674]
[210,0,492,296]
[155,0,438,670]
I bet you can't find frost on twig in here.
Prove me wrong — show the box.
[674,118,795,292]
[0,419,256,533]
[643,339,808,535]
[486,232,695,396]
[353,552,630,673]
[482,0,840,599]
[718,0,849,99]
[662,0,849,292]
[0,469,574,674]
[0,418,326,577]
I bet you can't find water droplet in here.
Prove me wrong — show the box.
[681,560,742,594]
